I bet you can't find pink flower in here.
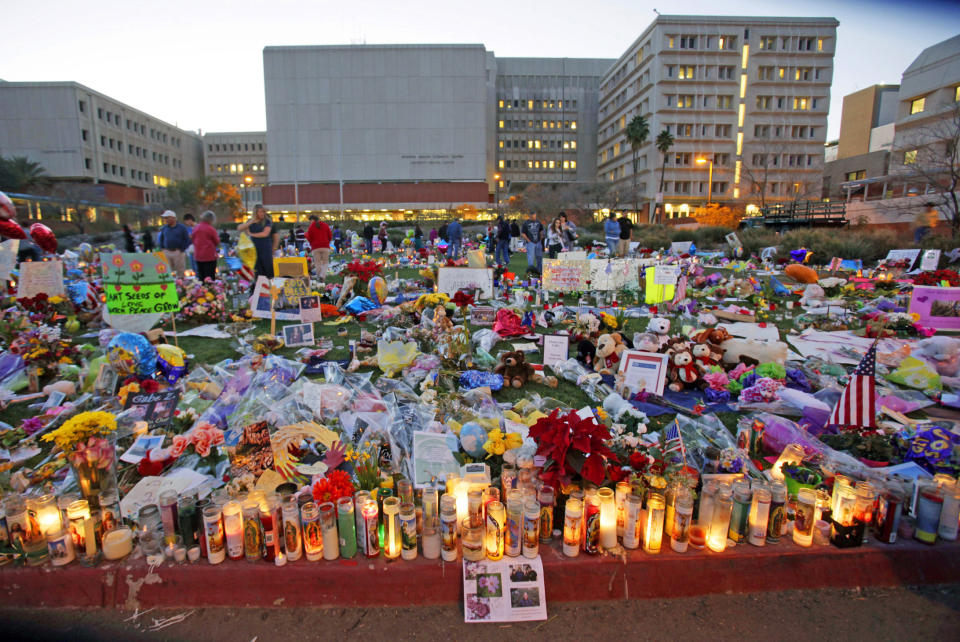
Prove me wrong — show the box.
[728,363,754,381]
[170,434,189,458]
[194,435,212,458]
[703,371,729,391]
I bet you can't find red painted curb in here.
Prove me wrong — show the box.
[1,539,958,609]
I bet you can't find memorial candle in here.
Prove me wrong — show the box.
[440,494,459,562]
[362,499,380,558]
[399,502,418,561]
[644,493,665,554]
[563,498,582,558]
[320,502,340,560]
[300,502,323,561]
[336,497,357,559]
[222,500,244,561]
[485,500,505,561]
[101,528,133,561]
[707,485,734,553]
[598,487,617,550]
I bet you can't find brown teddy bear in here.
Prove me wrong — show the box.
[667,345,700,392]
[495,350,534,388]
[691,327,733,345]
[594,333,626,375]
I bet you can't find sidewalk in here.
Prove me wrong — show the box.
[3,539,958,610]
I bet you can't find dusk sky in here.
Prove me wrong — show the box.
[3,0,959,140]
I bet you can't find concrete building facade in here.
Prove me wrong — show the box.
[595,15,838,221]
[202,131,268,211]
[494,57,614,200]
[0,81,203,206]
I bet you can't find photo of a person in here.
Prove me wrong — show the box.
[283,323,314,347]
[510,587,540,608]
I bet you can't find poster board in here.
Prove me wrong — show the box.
[653,265,680,286]
[282,322,315,347]
[299,295,323,323]
[274,257,309,278]
[541,259,588,292]
[561,250,588,260]
[413,431,461,489]
[618,351,669,395]
[250,276,303,320]
[437,267,494,299]
[464,556,547,623]
[909,285,960,330]
[884,249,921,269]
[589,259,637,291]
[123,389,181,426]
[542,334,570,368]
[18,259,65,299]
[669,241,694,256]
[644,267,675,304]
[920,250,942,272]
[100,253,177,315]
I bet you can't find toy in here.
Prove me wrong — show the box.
[647,317,672,348]
[433,306,454,336]
[494,350,534,388]
[720,338,789,367]
[632,332,661,353]
[799,283,826,308]
[594,333,626,375]
[577,339,597,368]
[666,345,700,392]
[691,340,721,371]
[915,336,960,377]
[691,327,733,345]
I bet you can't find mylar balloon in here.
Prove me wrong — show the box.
[0,219,26,240]
[29,223,57,253]
[0,191,15,220]
[106,332,158,378]
[156,343,188,384]
[368,276,388,305]
[77,242,94,262]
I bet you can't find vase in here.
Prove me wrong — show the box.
[67,434,118,509]
[783,468,822,498]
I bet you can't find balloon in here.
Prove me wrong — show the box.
[368,276,388,305]
[106,332,157,378]
[0,219,26,240]
[29,223,57,253]
[784,263,819,284]
[77,242,94,262]
[459,422,489,459]
[0,191,15,220]
[156,343,188,384]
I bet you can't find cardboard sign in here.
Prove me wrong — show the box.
[669,241,694,256]
[464,556,547,623]
[725,233,742,250]
[588,259,638,291]
[437,267,494,299]
[18,259,65,299]
[653,265,680,286]
[884,249,921,269]
[644,267,675,304]
[250,276,302,320]
[541,259,588,292]
[282,322,315,347]
[282,276,310,302]
[100,253,178,315]
[274,257,308,278]
[920,249,941,272]
[909,285,960,330]
[618,350,669,395]
[123,389,180,426]
[542,334,570,368]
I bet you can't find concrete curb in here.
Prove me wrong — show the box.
[2,539,959,609]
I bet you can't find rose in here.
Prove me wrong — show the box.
[170,434,189,458]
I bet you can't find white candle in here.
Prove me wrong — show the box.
[102,528,133,561]
[222,501,244,560]
[422,526,441,559]
[598,488,618,550]
[83,516,97,558]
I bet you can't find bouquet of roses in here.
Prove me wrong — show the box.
[17,293,76,325]
[177,278,229,324]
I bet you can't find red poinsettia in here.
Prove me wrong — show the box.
[913,269,960,287]
[528,408,617,487]
[344,260,383,284]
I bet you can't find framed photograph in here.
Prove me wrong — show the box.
[120,434,165,464]
[618,350,669,396]
[469,306,496,326]
[123,389,181,427]
[299,295,323,323]
[94,363,119,395]
[283,322,315,347]
[542,334,570,368]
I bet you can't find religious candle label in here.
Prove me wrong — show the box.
[100,252,178,314]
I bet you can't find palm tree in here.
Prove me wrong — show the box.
[625,115,649,219]
[655,130,675,224]
[0,156,50,193]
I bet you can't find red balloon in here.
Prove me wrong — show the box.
[0,192,14,220]
[29,223,57,253]
[0,219,26,240]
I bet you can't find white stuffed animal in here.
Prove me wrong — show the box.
[646,316,672,349]
[799,283,826,308]
[720,338,789,366]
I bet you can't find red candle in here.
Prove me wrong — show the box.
[688,525,706,549]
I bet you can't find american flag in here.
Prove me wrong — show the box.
[663,420,686,456]
[827,341,877,428]
[671,274,688,305]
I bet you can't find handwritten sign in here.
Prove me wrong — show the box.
[909,285,960,330]
[100,253,178,315]
[437,267,494,299]
[588,259,638,291]
[18,259,65,299]
[541,259,588,292]
[653,265,680,286]
[542,334,570,368]
[920,249,941,272]
[282,276,310,301]
[884,249,921,269]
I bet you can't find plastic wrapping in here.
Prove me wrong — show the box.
[376,340,419,378]
[672,414,762,478]
[471,329,501,355]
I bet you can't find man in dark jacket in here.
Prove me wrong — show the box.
[362,223,375,254]
[495,215,511,266]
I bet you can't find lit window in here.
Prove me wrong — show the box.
[778,67,785,79]
[528,161,534,168]
[498,120,504,129]
[734,160,742,184]
[741,44,749,69]
[679,66,695,79]
[498,100,504,108]
[498,181,504,188]
[548,161,555,168]
[904,150,917,165]
[667,36,674,49]
[571,121,577,130]
[570,161,576,169]
[528,100,534,110]
[817,38,824,52]
[956,86,960,102]
[570,141,577,150]
[499,141,504,148]
[534,141,541,149]
[230,164,237,173]
[563,160,570,169]
[911,97,926,114]
[733,187,740,198]
[740,74,748,98]
[738,104,745,127]
[736,132,743,155]
[718,37,725,50]
[498,160,504,168]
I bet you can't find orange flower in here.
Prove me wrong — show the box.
[155,262,168,274]
[111,255,124,267]
[130,261,143,272]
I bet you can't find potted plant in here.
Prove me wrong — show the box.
[781,462,822,497]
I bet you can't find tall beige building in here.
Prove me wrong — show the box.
[596,15,838,220]
[202,131,268,212]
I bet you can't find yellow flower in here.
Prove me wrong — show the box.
[909,312,920,322]
[49,296,65,304]
[483,438,506,456]
[601,312,618,329]
[503,432,523,450]
[43,410,117,451]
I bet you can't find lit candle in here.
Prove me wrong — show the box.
[33,493,62,538]
[361,499,379,558]
[644,494,665,554]
[275,550,287,567]
[598,488,617,550]
[320,502,340,560]
[793,488,817,547]
[83,515,98,558]
[103,528,133,561]
[455,483,469,533]
[383,497,401,559]
[707,485,734,552]
[771,444,805,481]
[46,528,76,567]
[66,500,91,553]
[485,500,505,561]
[222,500,244,561]
[562,498,582,558]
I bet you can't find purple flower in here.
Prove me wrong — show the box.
[21,417,44,435]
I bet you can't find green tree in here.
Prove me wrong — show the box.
[164,178,242,220]
[655,130,675,223]
[0,156,50,193]
[625,115,650,219]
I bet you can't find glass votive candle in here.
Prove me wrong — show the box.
[462,516,485,561]
[47,528,76,567]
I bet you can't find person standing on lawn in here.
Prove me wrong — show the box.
[520,211,544,273]
[362,222,375,254]
[157,210,190,276]
[446,218,462,259]
[616,213,633,257]
[237,204,275,280]
[192,210,220,282]
[306,215,332,281]
[604,211,619,257]
[495,214,511,266]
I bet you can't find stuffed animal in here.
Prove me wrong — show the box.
[691,341,721,371]
[594,333,625,375]
[667,345,700,392]
[495,350,534,388]
[577,339,596,369]
[915,336,960,377]
[784,263,819,284]
[433,306,454,336]
[647,317,672,348]
[720,338,788,367]
[691,327,733,345]
[799,283,826,308]
[633,332,661,353]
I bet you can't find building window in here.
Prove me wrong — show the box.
[716,124,731,137]
[718,66,735,80]
[679,36,697,49]
[667,36,675,49]
[910,97,926,114]
[84,158,91,170]
[677,95,694,109]
[904,150,918,165]
[665,65,674,78]
[718,95,732,109]
[793,97,810,110]
[758,67,773,80]
[796,67,812,81]
[678,66,695,79]
[498,120,504,129]
[756,96,772,109]
[81,129,88,142]
[759,36,776,50]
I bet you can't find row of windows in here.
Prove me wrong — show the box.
[80,100,184,148]
[208,163,267,173]
[666,123,734,138]
[757,36,824,52]
[754,95,821,111]
[665,34,740,51]
[498,139,578,150]
[749,181,808,195]
[498,119,578,130]
[208,142,264,153]
[665,34,825,52]
[750,153,818,168]
[496,98,579,111]
[909,87,960,116]
[757,66,825,81]
[664,65,739,80]
[92,133,182,168]
[88,158,154,183]
[497,159,577,170]
[666,180,731,194]
[753,124,820,139]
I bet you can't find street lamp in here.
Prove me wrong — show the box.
[494,173,501,215]
[243,175,253,216]
[695,157,713,206]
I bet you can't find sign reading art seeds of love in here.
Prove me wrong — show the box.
[100,252,179,315]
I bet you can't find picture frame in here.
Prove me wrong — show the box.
[617,350,669,396]
[283,322,315,347]
[273,256,309,278]
[94,363,119,395]
[541,334,570,368]
[299,294,323,323]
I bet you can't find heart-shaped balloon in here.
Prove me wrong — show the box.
[0,218,26,240]
[0,191,15,220]
[29,223,57,253]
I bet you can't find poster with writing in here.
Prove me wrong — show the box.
[123,389,181,426]
[618,350,669,395]
[884,249,921,269]
[541,259,588,292]
[18,259,65,299]
[464,556,547,623]
[542,334,570,368]
[920,249,942,272]
[250,276,303,320]
[100,253,178,315]
[437,268,494,299]
[909,285,960,330]
[413,431,461,489]
[299,295,323,323]
[653,265,680,286]
[588,259,636,291]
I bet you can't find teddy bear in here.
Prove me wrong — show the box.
[691,341,722,372]
[594,333,626,375]
[495,350,534,388]
[666,345,700,392]
[632,332,661,353]
[691,327,733,346]
[915,336,960,377]
[646,317,672,349]
[799,283,826,308]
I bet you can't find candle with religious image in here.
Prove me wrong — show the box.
[562,498,582,558]
[440,494,459,562]
[522,500,540,559]
[300,502,323,561]
[203,505,225,565]
[222,500,244,561]
[399,502,418,561]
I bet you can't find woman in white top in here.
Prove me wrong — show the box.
[546,218,564,259]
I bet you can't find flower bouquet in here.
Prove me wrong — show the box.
[312,469,355,504]
[528,408,618,488]
[9,324,78,381]
[42,411,118,507]
[177,278,229,324]
[344,260,384,296]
